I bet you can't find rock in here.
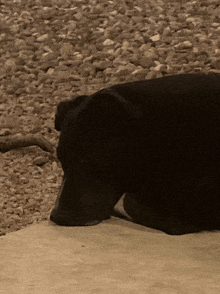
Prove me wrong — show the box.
[103,39,115,46]
[36,34,49,42]
[33,156,49,166]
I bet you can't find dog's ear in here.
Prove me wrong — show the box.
[80,89,144,136]
[55,95,88,131]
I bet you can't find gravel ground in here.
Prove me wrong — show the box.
[1,0,220,236]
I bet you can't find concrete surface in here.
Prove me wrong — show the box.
[0,217,220,294]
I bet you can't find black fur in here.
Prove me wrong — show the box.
[50,73,220,235]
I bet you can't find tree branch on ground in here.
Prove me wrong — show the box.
[0,134,54,153]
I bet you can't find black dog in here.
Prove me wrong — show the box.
[50,73,220,235]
